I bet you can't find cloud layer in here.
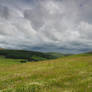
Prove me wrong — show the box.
[0,0,92,53]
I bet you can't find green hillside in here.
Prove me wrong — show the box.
[0,53,92,92]
[46,52,65,58]
[0,49,60,62]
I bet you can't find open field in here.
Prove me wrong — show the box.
[0,54,92,92]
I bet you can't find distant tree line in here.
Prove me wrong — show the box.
[0,50,57,62]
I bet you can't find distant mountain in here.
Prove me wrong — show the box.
[47,52,65,58]
[47,52,71,58]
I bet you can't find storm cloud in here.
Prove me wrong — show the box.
[0,0,92,53]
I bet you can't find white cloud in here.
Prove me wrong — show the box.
[0,0,92,53]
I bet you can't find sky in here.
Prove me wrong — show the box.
[0,0,92,53]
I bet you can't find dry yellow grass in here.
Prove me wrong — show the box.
[0,54,92,92]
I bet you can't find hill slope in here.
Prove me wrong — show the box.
[0,49,60,62]
[0,53,92,92]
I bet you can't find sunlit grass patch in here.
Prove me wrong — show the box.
[0,54,92,92]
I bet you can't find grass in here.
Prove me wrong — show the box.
[0,56,21,66]
[0,54,92,92]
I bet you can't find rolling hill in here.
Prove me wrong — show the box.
[0,52,92,92]
[0,49,64,62]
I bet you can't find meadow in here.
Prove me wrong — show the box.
[0,53,92,92]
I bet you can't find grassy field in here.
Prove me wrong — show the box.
[0,54,92,92]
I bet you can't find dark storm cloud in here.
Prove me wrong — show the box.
[0,0,92,53]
